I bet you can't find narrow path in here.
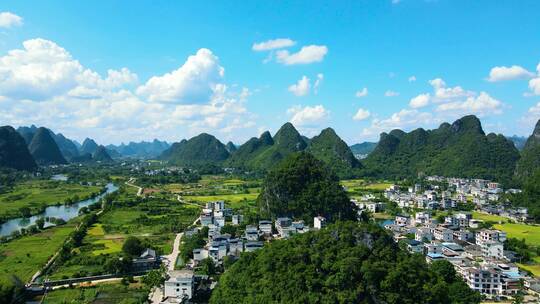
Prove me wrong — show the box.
[125,177,143,196]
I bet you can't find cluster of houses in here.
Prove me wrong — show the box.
[382,176,530,222]
[161,201,328,302]
[385,211,539,299]
[194,202,326,265]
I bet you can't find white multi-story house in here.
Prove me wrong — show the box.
[163,270,194,301]
[461,267,502,296]
[433,227,453,242]
[258,220,272,235]
[415,228,433,242]
[476,229,507,246]
[245,225,259,241]
[481,241,504,260]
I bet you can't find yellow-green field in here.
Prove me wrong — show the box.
[185,193,259,203]
[493,223,540,246]
[472,211,508,223]
[341,179,393,192]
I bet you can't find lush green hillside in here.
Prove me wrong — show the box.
[93,145,113,162]
[28,127,67,165]
[225,131,274,169]
[250,122,307,170]
[257,152,356,223]
[160,133,230,166]
[363,115,520,184]
[307,127,361,178]
[211,221,480,304]
[516,119,540,181]
[350,142,377,156]
[0,126,37,171]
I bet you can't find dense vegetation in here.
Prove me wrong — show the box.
[510,169,540,222]
[307,127,362,178]
[225,123,361,177]
[257,152,357,223]
[160,133,230,167]
[515,119,540,181]
[0,126,37,171]
[363,115,520,185]
[211,221,481,304]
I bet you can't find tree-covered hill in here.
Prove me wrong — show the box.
[225,131,275,169]
[257,152,356,223]
[17,125,80,161]
[515,119,540,181]
[227,123,359,176]
[307,127,361,178]
[28,127,67,165]
[0,126,37,171]
[160,133,230,166]
[363,115,520,184]
[211,221,481,304]
[248,122,307,170]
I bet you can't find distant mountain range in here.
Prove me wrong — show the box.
[161,122,361,178]
[349,142,377,159]
[3,116,540,186]
[507,135,528,151]
[106,139,170,159]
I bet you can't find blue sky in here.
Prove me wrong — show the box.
[1,0,540,145]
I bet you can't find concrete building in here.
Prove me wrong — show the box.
[164,270,194,301]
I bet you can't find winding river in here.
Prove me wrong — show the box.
[0,183,118,237]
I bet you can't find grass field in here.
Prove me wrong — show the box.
[472,211,508,223]
[493,223,540,246]
[0,223,76,282]
[185,193,259,204]
[0,180,102,220]
[341,179,393,192]
[42,280,149,304]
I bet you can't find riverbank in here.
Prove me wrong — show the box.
[0,180,103,223]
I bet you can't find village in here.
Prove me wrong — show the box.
[156,200,328,303]
[365,176,540,301]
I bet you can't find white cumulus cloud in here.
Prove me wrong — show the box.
[252,38,296,51]
[355,87,368,98]
[408,75,417,82]
[136,48,225,103]
[288,76,311,96]
[487,65,534,82]
[287,104,329,127]
[409,93,430,108]
[528,63,540,95]
[353,108,370,121]
[0,12,23,28]
[276,45,328,65]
